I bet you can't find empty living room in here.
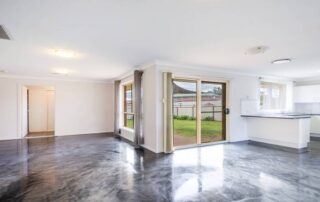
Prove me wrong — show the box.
[1,0,320,201]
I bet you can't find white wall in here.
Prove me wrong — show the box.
[0,78,18,140]
[47,90,55,131]
[141,66,162,152]
[22,86,28,136]
[0,77,114,140]
[55,81,113,136]
[228,75,260,142]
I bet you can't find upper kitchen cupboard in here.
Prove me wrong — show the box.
[293,85,320,103]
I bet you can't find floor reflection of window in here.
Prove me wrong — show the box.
[172,146,225,201]
[126,147,135,165]
[259,172,283,191]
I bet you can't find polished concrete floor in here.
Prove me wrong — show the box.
[0,133,320,202]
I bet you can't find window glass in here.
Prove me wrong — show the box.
[260,82,286,110]
[124,83,134,129]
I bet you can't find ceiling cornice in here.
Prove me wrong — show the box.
[154,60,294,82]
[0,74,113,84]
[114,59,294,82]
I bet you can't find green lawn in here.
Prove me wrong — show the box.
[126,119,222,137]
[173,119,222,137]
[126,119,134,129]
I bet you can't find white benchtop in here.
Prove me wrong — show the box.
[241,113,311,119]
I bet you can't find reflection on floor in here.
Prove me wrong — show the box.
[174,134,224,146]
[0,133,320,201]
[26,131,54,138]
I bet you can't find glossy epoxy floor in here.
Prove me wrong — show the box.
[0,134,320,202]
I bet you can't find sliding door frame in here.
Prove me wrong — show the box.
[173,77,229,150]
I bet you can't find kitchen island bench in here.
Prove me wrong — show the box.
[242,114,311,153]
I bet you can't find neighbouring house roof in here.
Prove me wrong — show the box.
[173,82,195,94]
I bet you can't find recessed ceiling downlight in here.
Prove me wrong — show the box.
[271,59,292,64]
[245,46,269,55]
[50,49,77,58]
[52,69,70,76]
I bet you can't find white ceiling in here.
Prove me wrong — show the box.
[1,0,320,81]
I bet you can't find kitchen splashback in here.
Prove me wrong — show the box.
[241,99,258,115]
[295,103,320,114]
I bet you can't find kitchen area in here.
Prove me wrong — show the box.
[241,80,320,153]
[294,83,320,139]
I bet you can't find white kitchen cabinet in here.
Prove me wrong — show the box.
[293,85,320,103]
[246,116,310,149]
[311,116,320,134]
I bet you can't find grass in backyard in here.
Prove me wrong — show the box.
[126,119,134,129]
[125,119,221,137]
[173,119,222,137]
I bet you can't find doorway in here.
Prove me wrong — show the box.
[173,79,227,148]
[22,86,55,138]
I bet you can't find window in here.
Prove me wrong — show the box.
[123,83,134,129]
[260,81,286,110]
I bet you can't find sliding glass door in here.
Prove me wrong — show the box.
[172,79,227,148]
[173,80,197,147]
[201,82,226,143]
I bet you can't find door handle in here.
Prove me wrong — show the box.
[223,108,230,115]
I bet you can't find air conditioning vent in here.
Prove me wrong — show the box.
[0,25,11,40]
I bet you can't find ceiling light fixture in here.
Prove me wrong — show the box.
[245,46,269,55]
[50,49,77,58]
[271,59,292,64]
[0,70,7,74]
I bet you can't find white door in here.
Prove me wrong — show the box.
[28,89,49,132]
